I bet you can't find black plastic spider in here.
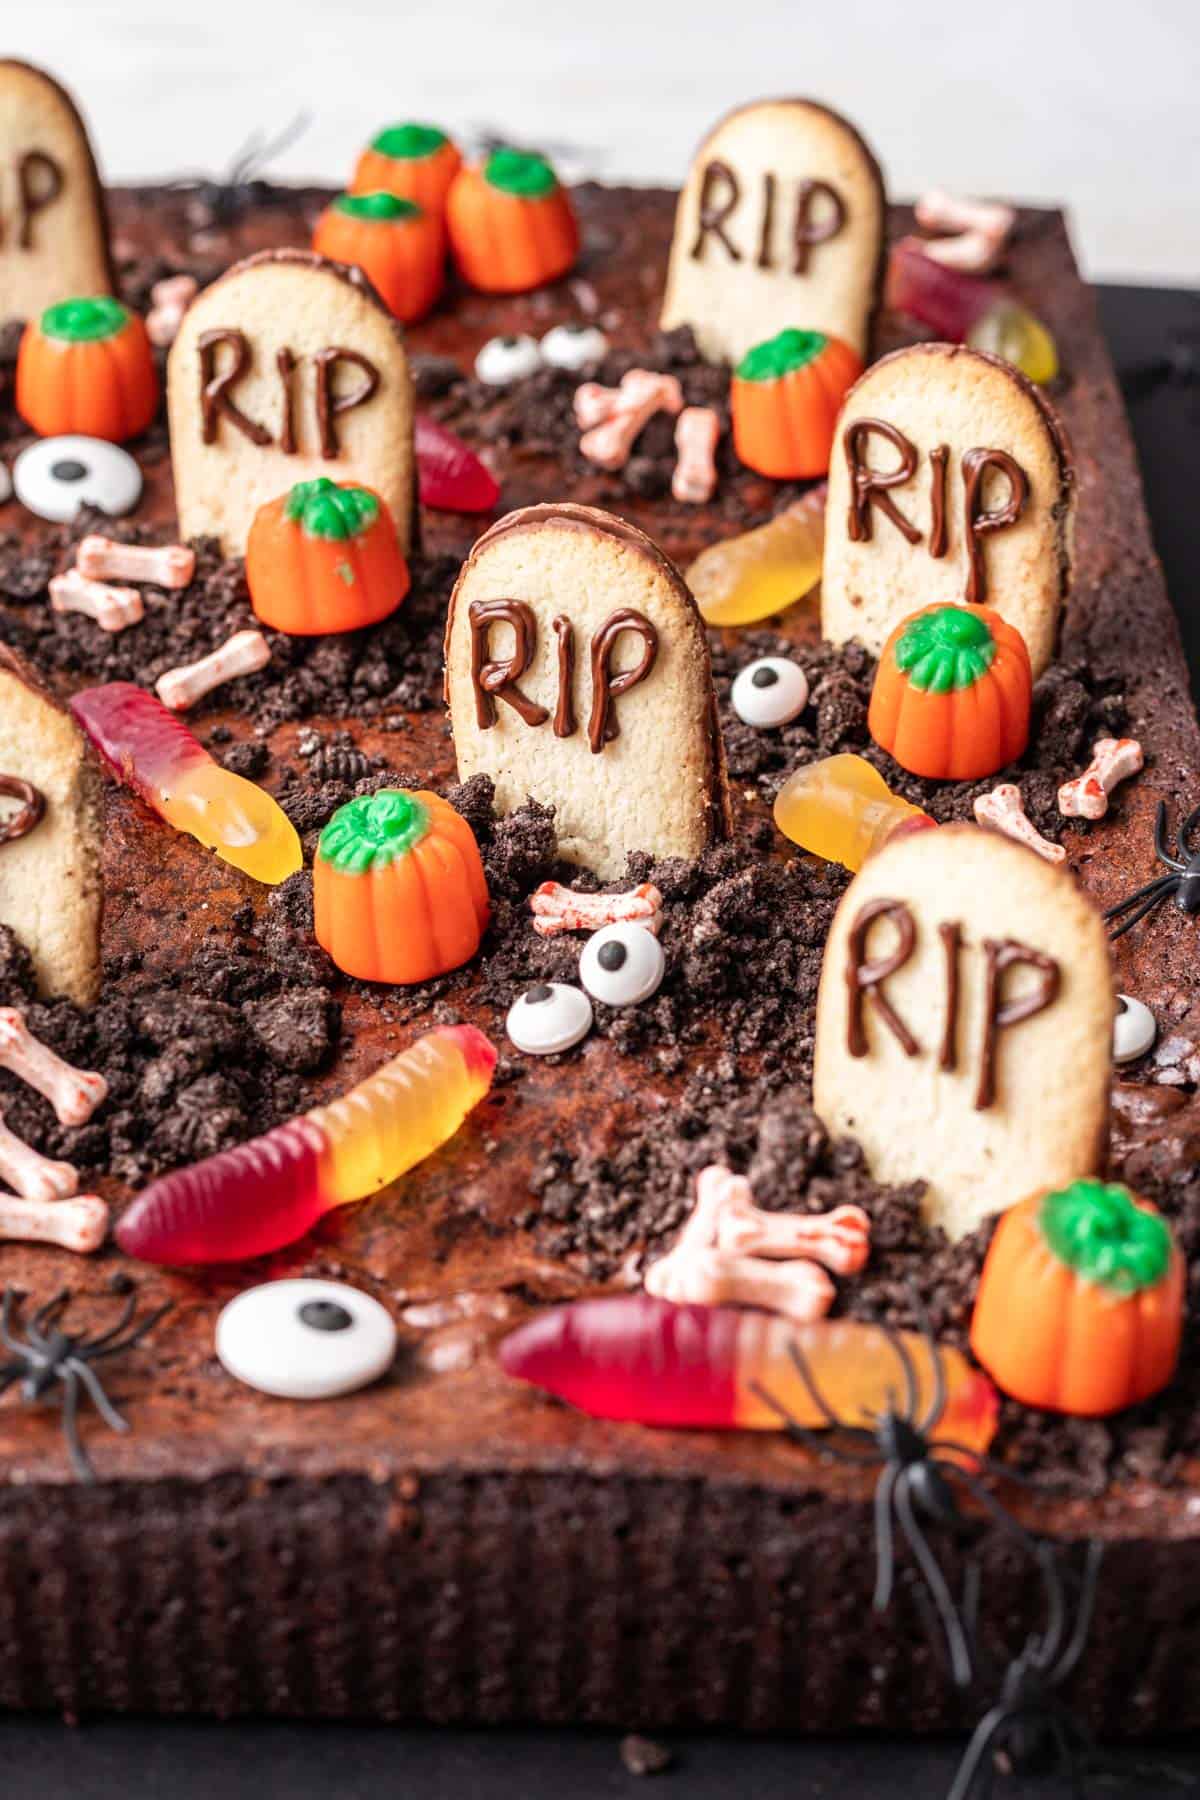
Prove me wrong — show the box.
[753,1300,1046,1688]
[1104,800,1200,940]
[0,1286,172,1482]
[165,114,311,229]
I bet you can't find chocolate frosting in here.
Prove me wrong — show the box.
[0,775,45,846]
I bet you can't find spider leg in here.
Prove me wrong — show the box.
[946,1704,1009,1800]
[871,1463,899,1613]
[27,1289,73,1353]
[59,1370,97,1484]
[1107,881,1177,941]
[0,1364,24,1396]
[1047,1710,1088,1800]
[903,1285,946,1435]
[895,1471,973,1687]
[86,1301,174,1363]
[1180,801,1200,860]
[880,1326,920,1425]
[1103,872,1174,919]
[786,1337,847,1429]
[930,1443,1063,1495]
[937,1460,1043,1560]
[76,1289,139,1354]
[748,1380,880,1464]
[67,1357,129,1436]
[1054,1541,1103,1684]
[1155,801,1188,873]
[0,1288,24,1353]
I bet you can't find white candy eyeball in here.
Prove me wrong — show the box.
[215,1278,397,1400]
[507,981,594,1055]
[731,656,810,729]
[580,922,665,1007]
[14,434,142,523]
[1113,994,1156,1065]
[474,333,543,385]
[540,322,609,371]
[0,462,11,503]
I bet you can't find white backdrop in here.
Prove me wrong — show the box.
[5,0,1198,283]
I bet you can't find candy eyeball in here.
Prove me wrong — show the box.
[14,434,142,523]
[474,333,543,386]
[731,656,810,729]
[507,981,593,1055]
[540,322,609,371]
[580,922,666,1007]
[1113,994,1156,1065]
[215,1278,397,1400]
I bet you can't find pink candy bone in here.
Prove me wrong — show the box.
[77,534,196,590]
[576,370,683,470]
[645,1244,834,1325]
[0,1191,108,1254]
[145,273,198,348]
[0,1111,77,1201]
[672,406,720,505]
[0,1010,107,1126]
[49,568,144,634]
[913,189,1016,273]
[974,784,1066,865]
[530,880,663,939]
[155,629,271,712]
[1058,737,1144,821]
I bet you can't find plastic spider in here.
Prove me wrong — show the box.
[0,1286,172,1482]
[165,114,311,228]
[1104,800,1200,940]
[753,1300,1044,1688]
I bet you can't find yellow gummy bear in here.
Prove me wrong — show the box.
[687,489,825,627]
[968,301,1059,386]
[773,753,931,873]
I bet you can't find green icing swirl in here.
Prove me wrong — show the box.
[894,605,996,693]
[735,328,829,383]
[484,147,557,198]
[1040,1179,1171,1295]
[284,477,379,542]
[318,789,430,874]
[370,122,448,160]
[334,191,420,222]
[41,295,130,343]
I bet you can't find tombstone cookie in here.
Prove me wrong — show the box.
[660,98,885,366]
[168,249,416,555]
[821,344,1075,679]
[445,503,729,878]
[0,647,103,1006]
[0,60,113,321]
[813,824,1111,1240]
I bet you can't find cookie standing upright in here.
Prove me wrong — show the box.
[822,344,1075,679]
[445,503,729,879]
[813,824,1112,1241]
[168,249,416,556]
[0,646,103,1006]
[0,59,113,319]
[660,98,885,366]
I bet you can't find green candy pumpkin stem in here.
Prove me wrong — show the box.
[284,477,380,542]
[894,605,996,693]
[735,328,830,383]
[334,191,421,223]
[318,790,431,875]
[370,122,449,161]
[484,147,558,198]
[41,296,130,344]
[1040,1177,1172,1295]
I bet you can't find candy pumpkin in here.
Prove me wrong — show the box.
[246,477,409,637]
[970,1179,1183,1417]
[312,192,444,323]
[867,603,1032,781]
[731,328,864,479]
[352,122,461,217]
[16,296,159,443]
[314,788,490,984]
[446,148,579,294]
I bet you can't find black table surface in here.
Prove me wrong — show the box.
[5,282,1200,1800]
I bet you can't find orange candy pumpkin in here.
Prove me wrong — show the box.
[352,122,461,218]
[730,328,863,479]
[246,477,409,637]
[312,192,444,323]
[314,788,490,985]
[970,1179,1183,1417]
[446,147,579,294]
[16,296,159,443]
[867,603,1032,781]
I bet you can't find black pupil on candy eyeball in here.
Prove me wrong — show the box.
[751,666,779,688]
[298,1299,353,1332]
[598,941,627,972]
[527,984,553,1004]
[500,336,518,348]
[51,459,88,482]
[1115,996,1129,1015]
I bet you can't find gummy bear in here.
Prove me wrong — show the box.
[500,1293,998,1452]
[116,1024,497,1264]
[415,413,500,512]
[886,239,1058,385]
[70,683,302,886]
[686,486,826,627]
[773,753,934,872]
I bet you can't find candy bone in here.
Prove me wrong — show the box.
[717,1200,871,1275]
[77,534,196,590]
[973,784,1066,864]
[155,629,271,711]
[0,1011,108,1126]
[577,369,684,471]
[49,568,144,634]
[672,406,720,504]
[0,1112,78,1201]
[645,1243,834,1325]
[146,273,198,348]
[913,189,1016,273]
[530,880,663,939]
[0,1191,108,1253]
[1058,738,1144,822]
